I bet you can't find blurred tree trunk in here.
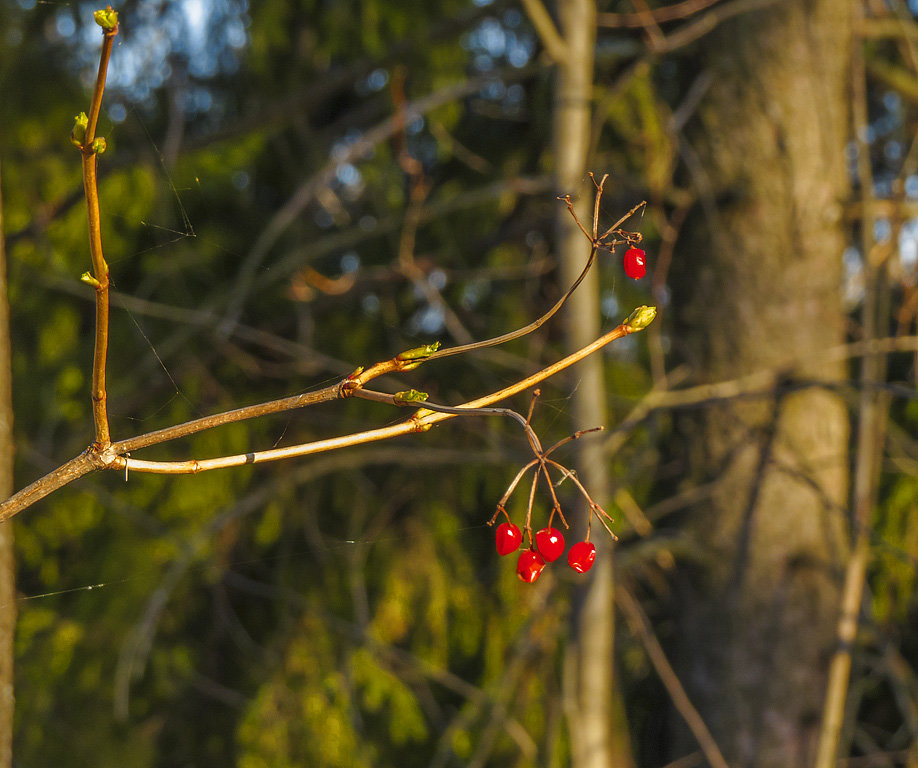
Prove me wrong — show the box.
[669,2,852,767]
[0,148,15,767]
[552,1,634,766]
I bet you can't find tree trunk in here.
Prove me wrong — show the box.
[0,147,16,767]
[553,2,634,766]
[670,2,852,767]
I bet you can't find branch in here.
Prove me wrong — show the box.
[0,452,101,523]
[1,146,654,518]
[72,9,119,447]
[519,0,568,64]
[599,0,726,27]
[600,0,782,54]
[116,307,655,476]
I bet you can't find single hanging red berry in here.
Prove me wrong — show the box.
[495,522,522,556]
[535,527,565,562]
[516,549,546,583]
[623,247,646,280]
[567,541,596,573]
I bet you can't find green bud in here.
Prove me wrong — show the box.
[396,341,441,362]
[624,305,657,331]
[394,389,429,404]
[91,137,107,155]
[70,112,89,147]
[80,271,101,288]
[93,8,119,31]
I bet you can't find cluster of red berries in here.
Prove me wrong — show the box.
[495,522,596,583]
[623,247,646,280]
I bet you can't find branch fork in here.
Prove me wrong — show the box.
[0,16,656,522]
[487,389,620,546]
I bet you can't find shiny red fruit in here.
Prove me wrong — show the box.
[495,522,522,556]
[623,247,646,280]
[535,527,565,562]
[516,549,546,583]
[567,541,596,573]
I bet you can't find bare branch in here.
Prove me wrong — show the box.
[520,0,569,63]
[0,452,100,523]
[76,21,119,447]
[117,315,647,476]
[599,0,726,27]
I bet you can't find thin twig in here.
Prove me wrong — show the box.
[427,179,645,362]
[79,20,118,447]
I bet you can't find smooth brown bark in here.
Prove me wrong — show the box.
[670,1,852,766]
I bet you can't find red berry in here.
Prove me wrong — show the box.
[516,549,546,583]
[623,247,646,280]
[495,522,522,556]
[535,527,565,562]
[567,541,596,573]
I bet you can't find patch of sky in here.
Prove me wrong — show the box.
[331,130,365,162]
[608,335,636,360]
[875,218,892,243]
[874,176,893,198]
[429,269,448,291]
[483,80,506,100]
[842,246,864,309]
[657,283,671,307]
[335,163,361,188]
[473,53,494,72]
[340,252,360,273]
[108,103,127,123]
[600,291,619,320]
[367,68,389,92]
[467,14,533,73]
[69,0,249,108]
[900,220,918,271]
[504,83,525,114]
[884,141,902,162]
[409,305,446,336]
[883,90,902,113]
[362,294,380,315]
[56,10,76,38]
[873,114,900,137]
[461,281,488,309]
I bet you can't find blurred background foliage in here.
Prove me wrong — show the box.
[0,0,917,766]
